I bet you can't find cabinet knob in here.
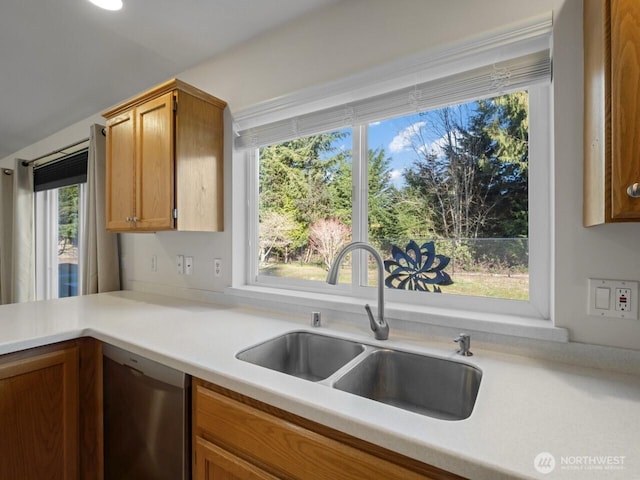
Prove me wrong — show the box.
[627,183,640,198]
[125,217,131,222]
[132,217,139,223]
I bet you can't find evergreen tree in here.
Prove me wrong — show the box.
[58,185,78,255]
[259,131,349,259]
[401,92,529,242]
[367,148,398,243]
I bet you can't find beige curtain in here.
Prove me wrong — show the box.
[0,169,14,304]
[12,159,35,303]
[82,124,121,294]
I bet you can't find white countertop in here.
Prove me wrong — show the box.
[0,291,638,480]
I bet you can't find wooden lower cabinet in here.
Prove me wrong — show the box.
[195,436,279,480]
[193,378,466,480]
[0,339,103,480]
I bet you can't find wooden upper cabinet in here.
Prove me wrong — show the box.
[105,110,135,231]
[135,92,175,231]
[103,79,226,232]
[584,0,640,225]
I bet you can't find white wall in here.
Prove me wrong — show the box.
[4,0,640,351]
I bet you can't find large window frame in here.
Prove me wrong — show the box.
[233,14,557,333]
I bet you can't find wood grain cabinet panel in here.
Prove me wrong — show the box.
[0,339,103,480]
[135,91,175,231]
[104,79,226,232]
[195,437,279,480]
[584,0,640,224]
[193,379,466,480]
[105,111,136,231]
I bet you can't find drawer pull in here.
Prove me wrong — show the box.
[627,183,640,198]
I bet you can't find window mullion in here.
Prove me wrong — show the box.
[352,125,369,289]
[247,149,259,284]
[77,184,86,293]
[48,190,59,300]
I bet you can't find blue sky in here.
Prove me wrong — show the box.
[330,109,451,188]
[370,115,430,187]
[320,96,489,191]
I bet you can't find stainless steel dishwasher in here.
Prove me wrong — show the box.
[103,344,190,480]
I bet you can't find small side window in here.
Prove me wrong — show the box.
[34,150,87,300]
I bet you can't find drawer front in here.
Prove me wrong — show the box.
[194,384,441,480]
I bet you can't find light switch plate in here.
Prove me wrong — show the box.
[588,279,638,319]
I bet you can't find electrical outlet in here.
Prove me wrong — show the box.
[185,256,193,275]
[151,255,157,273]
[176,255,184,275]
[214,258,221,278]
[588,279,638,319]
[615,288,631,312]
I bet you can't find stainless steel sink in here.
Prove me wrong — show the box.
[236,331,365,381]
[237,331,482,420]
[333,349,482,420]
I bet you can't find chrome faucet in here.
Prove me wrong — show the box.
[326,242,389,340]
[454,333,473,356]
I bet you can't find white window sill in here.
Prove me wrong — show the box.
[225,285,568,343]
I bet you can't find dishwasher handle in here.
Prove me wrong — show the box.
[123,364,145,377]
[103,343,187,388]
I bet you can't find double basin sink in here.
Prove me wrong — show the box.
[236,331,482,421]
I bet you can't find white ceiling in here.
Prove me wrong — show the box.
[0,0,340,159]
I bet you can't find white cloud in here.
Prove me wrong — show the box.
[389,168,405,187]
[389,169,403,180]
[388,121,426,153]
[420,130,463,158]
[422,136,446,157]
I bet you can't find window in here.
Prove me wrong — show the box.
[236,17,552,322]
[257,91,534,298]
[366,93,531,300]
[35,149,88,300]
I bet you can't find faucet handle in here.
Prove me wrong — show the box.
[365,304,389,341]
[454,333,473,356]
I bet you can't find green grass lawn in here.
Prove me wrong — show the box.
[260,263,529,300]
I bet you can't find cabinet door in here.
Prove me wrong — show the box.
[0,346,79,480]
[106,111,136,231]
[611,0,640,218]
[195,437,278,480]
[135,91,175,231]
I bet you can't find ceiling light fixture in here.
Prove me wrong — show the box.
[88,0,123,11]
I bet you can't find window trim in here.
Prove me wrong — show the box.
[233,14,557,337]
[246,85,550,320]
[235,52,550,150]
